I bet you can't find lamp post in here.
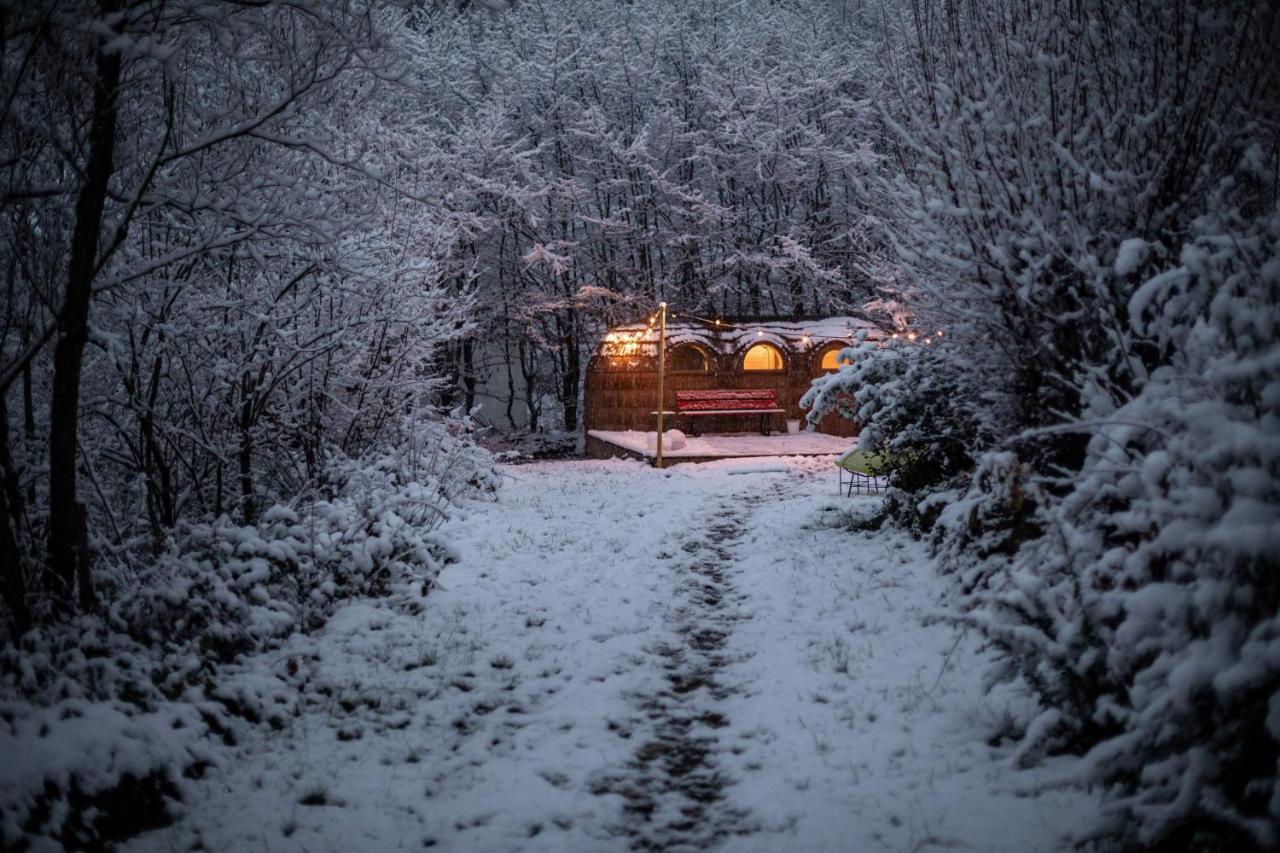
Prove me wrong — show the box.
[655,302,667,468]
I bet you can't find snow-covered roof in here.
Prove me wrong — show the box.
[597,315,880,357]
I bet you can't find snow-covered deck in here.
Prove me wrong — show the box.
[587,428,852,467]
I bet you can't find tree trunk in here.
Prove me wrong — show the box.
[462,339,477,413]
[0,400,30,640]
[74,501,95,613]
[519,341,539,433]
[561,338,580,431]
[21,315,36,506]
[238,379,256,524]
[46,3,122,602]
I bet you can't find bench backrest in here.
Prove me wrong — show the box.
[675,389,777,412]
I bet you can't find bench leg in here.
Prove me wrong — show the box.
[760,413,769,435]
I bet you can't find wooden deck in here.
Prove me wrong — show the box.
[586,429,852,468]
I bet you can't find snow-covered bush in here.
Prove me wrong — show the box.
[857,0,1280,848]
[2,423,497,847]
[802,335,989,529]
[926,451,1048,593]
[947,201,1280,849]
[110,418,494,665]
[0,618,218,848]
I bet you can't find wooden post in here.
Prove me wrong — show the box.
[655,302,667,468]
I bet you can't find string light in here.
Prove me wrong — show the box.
[907,331,918,341]
[664,310,739,329]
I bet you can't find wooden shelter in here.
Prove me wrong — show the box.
[583,316,879,453]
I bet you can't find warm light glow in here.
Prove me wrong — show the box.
[891,332,899,339]
[937,330,944,337]
[742,342,783,371]
[907,331,917,341]
[820,349,852,370]
[602,341,642,357]
[756,330,764,337]
[802,335,810,343]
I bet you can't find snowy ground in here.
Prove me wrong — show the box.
[131,457,1095,852]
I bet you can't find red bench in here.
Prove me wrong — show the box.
[671,389,786,436]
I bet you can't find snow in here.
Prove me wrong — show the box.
[645,428,688,451]
[598,317,880,359]
[591,428,852,459]
[1114,238,1150,276]
[128,458,1096,851]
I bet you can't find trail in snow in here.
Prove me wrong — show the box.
[592,497,754,849]
[130,458,1097,853]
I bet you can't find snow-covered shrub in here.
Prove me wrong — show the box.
[802,335,989,529]
[927,451,1048,593]
[0,617,220,847]
[949,203,1280,849]
[2,422,497,847]
[108,419,496,684]
[865,0,1279,846]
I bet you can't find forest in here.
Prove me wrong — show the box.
[2,0,1277,850]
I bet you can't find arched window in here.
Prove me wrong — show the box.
[742,343,784,371]
[820,347,852,371]
[670,345,710,373]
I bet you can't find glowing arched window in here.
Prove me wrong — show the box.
[742,343,784,371]
[820,348,852,371]
[670,345,710,372]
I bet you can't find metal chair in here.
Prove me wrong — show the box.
[835,448,890,495]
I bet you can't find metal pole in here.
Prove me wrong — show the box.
[655,302,667,468]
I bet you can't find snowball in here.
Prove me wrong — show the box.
[644,429,687,451]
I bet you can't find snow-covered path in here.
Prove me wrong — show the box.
[132,458,1093,852]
